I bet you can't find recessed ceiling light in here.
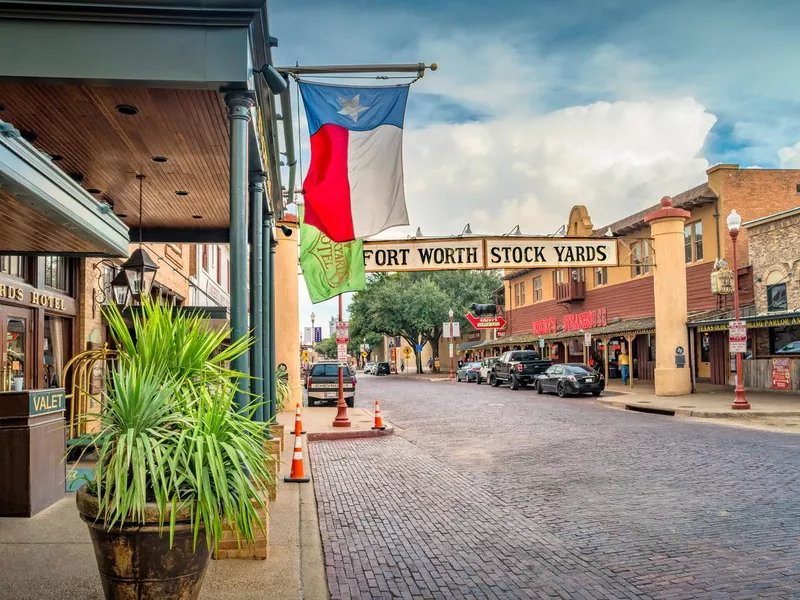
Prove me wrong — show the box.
[87,188,102,194]
[151,156,168,163]
[70,173,84,184]
[176,190,189,196]
[0,104,6,112]
[192,215,203,219]
[115,104,139,116]
[50,154,63,162]
[116,213,128,218]
[20,130,37,144]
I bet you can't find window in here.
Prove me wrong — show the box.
[533,276,542,301]
[700,332,710,363]
[310,363,353,377]
[513,282,526,307]
[0,256,27,280]
[216,247,222,285]
[554,269,565,285]
[44,256,71,293]
[594,267,608,286]
[226,259,230,292]
[770,326,800,355]
[767,283,788,312]
[201,245,208,271]
[631,241,649,277]
[520,281,525,305]
[684,221,703,262]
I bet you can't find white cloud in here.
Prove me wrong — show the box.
[399,96,716,238]
[778,142,800,168]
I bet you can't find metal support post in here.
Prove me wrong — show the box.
[268,235,278,422]
[332,294,352,427]
[249,174,266,422]
[225,92,255,412]
[263,215,273,425]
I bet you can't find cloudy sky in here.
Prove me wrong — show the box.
[271,0,800,335]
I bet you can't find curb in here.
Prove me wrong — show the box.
[594,400,800,419]
[307,424,395,442]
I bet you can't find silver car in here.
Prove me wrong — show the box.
[477,357,499,384]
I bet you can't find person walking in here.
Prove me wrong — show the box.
[427,357,433,372]
[619,348,630,385]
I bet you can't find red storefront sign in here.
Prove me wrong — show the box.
[772,358,791,390]
[562,308,607,332]
[533,317,557,335]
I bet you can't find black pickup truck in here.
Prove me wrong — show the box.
[490,350,552,390]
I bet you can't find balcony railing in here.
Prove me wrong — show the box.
[556,281,586,303]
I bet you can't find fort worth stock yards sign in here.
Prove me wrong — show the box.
[362,237,619,272]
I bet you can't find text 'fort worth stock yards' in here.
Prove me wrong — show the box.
[362,237,619,272]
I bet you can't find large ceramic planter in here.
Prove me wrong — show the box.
[76,486,210,600]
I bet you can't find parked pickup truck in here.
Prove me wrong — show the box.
[305,361,355,407]
[490,350,552,390]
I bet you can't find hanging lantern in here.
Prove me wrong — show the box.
[120,248,158,303]
[110,269,131,307]
[711,258,734,295]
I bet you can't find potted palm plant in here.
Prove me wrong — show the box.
[75,300,272,600]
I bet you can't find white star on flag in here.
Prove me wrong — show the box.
[337,94,371,123]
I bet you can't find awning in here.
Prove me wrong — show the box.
[458,340,482,352]
[690,309,800,332]
[0,124,129,256]
[482,317,656,347]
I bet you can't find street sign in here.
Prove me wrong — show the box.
[337,343,347,362]
[403,346,413,359]
[728,321,747,353]
[584,332,591,346]
[465,312,507,330]
[449,342,454,358]
[361,351,368,358]
[303,326,313,345]
[302,349,309,361]
[415,344,422,352]
[538,337,545,348]
[314,327,323,343]
[443,322,461,338]
[335,321,349,344]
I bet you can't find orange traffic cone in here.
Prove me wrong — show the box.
[283,430,310,483]
[294,403,307,435]
[372,400,386,431]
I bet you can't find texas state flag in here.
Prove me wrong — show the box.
[300,81,410,243]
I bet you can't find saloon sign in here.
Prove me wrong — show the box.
[363,237,618,272]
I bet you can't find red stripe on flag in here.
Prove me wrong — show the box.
[303,124,354,242]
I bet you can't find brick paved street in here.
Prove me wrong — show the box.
[310,377,800,600]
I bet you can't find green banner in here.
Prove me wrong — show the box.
[299,207,366,304]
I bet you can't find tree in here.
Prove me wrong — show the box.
[313,335,337,359]
[347,270,501,373]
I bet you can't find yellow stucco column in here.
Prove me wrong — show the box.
[275,215,302,411]
[645,197,692,396]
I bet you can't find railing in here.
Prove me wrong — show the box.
[556,281,586,303]
[63,345,118,439]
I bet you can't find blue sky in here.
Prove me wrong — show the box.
[270,0,800,332]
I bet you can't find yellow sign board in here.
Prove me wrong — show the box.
[362,237,618,272]
[361,351,368,358]
[402,346,413,358]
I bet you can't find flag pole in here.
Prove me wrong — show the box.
[276,63,437,78]
[332,293,352,428]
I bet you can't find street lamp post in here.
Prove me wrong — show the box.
[727,209,751,410]
[310,312,315,364]
[448,308,455,380]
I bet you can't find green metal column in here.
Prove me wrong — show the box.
[262,215,273,424]
[225,92,254,411]
[269,235,277,422]
[249,174,266,422]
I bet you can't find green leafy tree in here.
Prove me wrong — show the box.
[313,334,337,359]
[348,271,501,373]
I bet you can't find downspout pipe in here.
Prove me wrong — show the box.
[280,88,297,211]
[713,198,721,260]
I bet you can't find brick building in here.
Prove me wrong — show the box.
[481,165,800,390]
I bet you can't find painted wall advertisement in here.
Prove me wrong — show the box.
[772,358,791,390]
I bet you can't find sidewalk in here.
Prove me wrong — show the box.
[283,405,394,440]
[597,381,800,433]
[0,420,330,600]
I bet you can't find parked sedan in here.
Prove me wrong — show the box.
[374,362,391,375]
[536,363,604,397]
[364,362,376,374]
[456,361,482,382]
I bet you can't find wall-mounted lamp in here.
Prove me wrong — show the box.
[255,65,289,95]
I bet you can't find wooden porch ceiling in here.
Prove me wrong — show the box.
[0,83,232,232]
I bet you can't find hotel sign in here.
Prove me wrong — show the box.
[0,283,68,311]
[363,237,618,272]
[28,389,65,416]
